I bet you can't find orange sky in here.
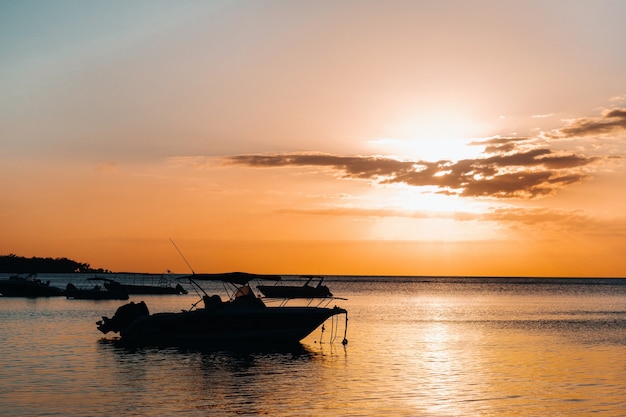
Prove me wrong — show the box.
[2,1,625,276]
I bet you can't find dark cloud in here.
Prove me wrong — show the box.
[229,154,417,180]
[227,146,596,199]
[550,107,626,138]
[469,137,530,154]
[224,110,625,199]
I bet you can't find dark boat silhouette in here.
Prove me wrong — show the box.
[0,273,65,297]
[66,281,129,300]
[97,272,347,346]
[257,275,333,299]
[95,275,188,295]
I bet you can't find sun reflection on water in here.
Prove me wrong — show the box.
[1,277,625,416]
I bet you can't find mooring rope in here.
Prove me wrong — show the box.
[330,314,337,344]
[319,311,348,345]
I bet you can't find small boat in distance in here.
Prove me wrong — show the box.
[0,273,66,297]
[66,282,129,300]
[95,275,188,295]
[257,275,333,299]
[96,272,348,346]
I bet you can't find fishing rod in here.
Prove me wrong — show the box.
[169,238,196,275]
[169,238,210,311]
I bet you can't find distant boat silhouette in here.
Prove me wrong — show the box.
[66,282,129,300]
[257,276,333,299]
[0,273,65,297]
[93,275,188,295]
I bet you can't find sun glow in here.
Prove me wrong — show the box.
[369,111,488,161]
[369,136,485,162]
[358,112,498,241]
[355,186,499,242]
[367,185,486,214]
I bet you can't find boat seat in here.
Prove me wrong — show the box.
[203,294,223,310]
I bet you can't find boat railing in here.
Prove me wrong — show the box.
[261,295,347,308]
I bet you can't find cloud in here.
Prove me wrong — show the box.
[219,108,626,199]
[274,205,626,238]
[550,107,626,138]
[610,95,626,104]
[95,162,118,173]
[228,154,417,180]
[483,207,626,237]
[226,144,596,199]
[275,207,481,221]
[469,136,530,154]
[484,207,588,227]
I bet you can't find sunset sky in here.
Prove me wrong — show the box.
[2,0,625,276]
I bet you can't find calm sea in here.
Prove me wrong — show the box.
[1,274,625,416]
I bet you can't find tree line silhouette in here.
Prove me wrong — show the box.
[0,254,108,273]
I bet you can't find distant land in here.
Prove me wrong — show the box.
[0,254,110,273]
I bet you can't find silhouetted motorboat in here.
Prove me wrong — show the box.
[96,272,348,346]
[0,273,66,297]
[257,275,333,299]
[66,282,129,300]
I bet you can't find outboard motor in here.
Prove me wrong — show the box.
[97,301,149,334]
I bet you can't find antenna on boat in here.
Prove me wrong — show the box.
[169,238,207,311]
[169,238,196,275]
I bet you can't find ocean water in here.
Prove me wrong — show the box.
[1,275,625,416]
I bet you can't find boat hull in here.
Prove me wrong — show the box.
[0,280,65,297]
[118,305,346,345]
